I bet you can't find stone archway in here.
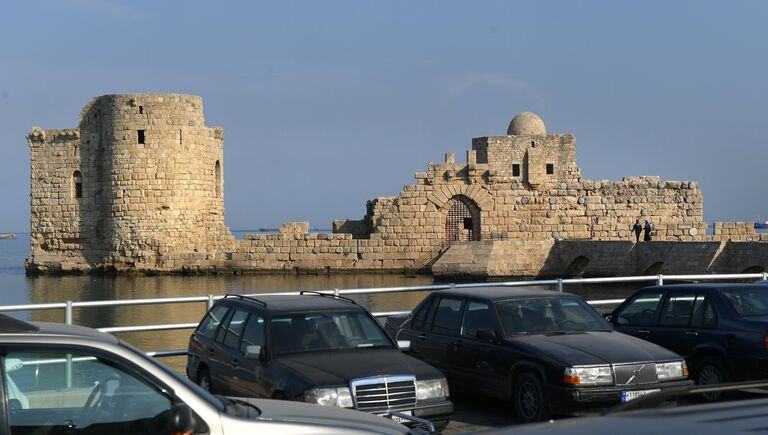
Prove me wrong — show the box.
[644,261,664,275]
[741,265,765,274]
[444,195,481,245]
[566,256,590,277]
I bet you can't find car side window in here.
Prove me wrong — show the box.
[3,350,172,435]
[241,313,265,354]
[691,294,717,328]
[430,297,464,335]
[461,302,494,338]
[616,292,663,325]
[197,304,229,338]
[659,293,698,327]
[214,309,234,343]
[222,309,249,350]
[411,297,435,331]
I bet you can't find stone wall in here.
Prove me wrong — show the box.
[27,94,234,273]
[26,101,768,277]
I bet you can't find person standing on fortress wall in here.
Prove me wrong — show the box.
[643,220,653,241]
[632,220,643,243]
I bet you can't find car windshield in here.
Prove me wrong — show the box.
[270,311,393,355]
[721,288,768,318]
[495,297,610,336]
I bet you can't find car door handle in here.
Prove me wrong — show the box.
[452,340,463,351]
[685,330,699,336]
[231,358,239,368]
[417,334,428,340]
[637,328,651,334]
[208,349,215,357]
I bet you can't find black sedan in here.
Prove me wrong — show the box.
[385,287,692,423]
[187,293,453,430]
[607,283,768,399]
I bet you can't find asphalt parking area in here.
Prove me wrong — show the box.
[442,393,517,433]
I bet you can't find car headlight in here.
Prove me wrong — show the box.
[416,378,449,401]
[563,366,613,386]
[304,387,354,408]
[656,361,687,380]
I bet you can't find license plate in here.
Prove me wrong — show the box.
[379,410,412,423]
[621,389,660,403]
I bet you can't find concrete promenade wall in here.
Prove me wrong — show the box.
[432,238,768,279]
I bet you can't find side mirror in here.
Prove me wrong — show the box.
[397,340,411,352]
[170,402,196,434]
[245,345,264,360]
[476,329,497,343]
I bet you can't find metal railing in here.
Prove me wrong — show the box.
[1,272,766,358]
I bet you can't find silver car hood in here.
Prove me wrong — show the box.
[221,396,413,434]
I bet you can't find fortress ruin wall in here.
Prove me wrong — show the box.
[26,96,768,276]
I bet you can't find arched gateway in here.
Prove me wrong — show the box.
[444,195,481,245]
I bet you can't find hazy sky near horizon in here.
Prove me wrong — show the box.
[1,0,766,232]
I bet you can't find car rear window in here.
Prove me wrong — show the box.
[721,288,768,318]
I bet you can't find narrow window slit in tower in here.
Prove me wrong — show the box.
[180,129,182,144]
[138,130,145,144]
[546,163,554,175]
[512,164,520,177]
[139,106,143,114]
[72,171,83,199]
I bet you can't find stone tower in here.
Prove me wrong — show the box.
[27,93,235,273]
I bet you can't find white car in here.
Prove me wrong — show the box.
[0,314,427,434]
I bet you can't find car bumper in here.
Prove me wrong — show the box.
[546,379,693,415]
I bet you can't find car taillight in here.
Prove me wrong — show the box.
[764,331,768,351]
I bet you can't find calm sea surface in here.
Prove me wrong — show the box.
[0,232,647,371]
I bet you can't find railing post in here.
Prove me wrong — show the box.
[763,272,767,281]
[450,283,455,290]
[334,288,340,296]
[206,295,214,311]
[657,274,664,286]
[65,300,73,388]
[556,279,564,292]
[65,301,73,325]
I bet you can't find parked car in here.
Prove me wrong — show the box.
[0,314,419,434]
[385,286,692,423]
[187,292,453,431]
[607,283,768,399]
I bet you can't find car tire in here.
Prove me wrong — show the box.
[197,367,213,394]
[513,372,549,423]
[695,356,729,402]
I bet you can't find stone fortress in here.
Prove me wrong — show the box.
[27,93,768,277]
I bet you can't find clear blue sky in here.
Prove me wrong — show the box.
[1,0,766,232]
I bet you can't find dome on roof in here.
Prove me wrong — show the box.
[507,112,547,136]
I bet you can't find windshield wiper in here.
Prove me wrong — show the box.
[218,395,262,418]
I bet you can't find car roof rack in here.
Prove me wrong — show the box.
[223,294,267,307]
[299,290,358,305]
[0,314,39,333]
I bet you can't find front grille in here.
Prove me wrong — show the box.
[613,363,658,385]
[350,375,417,412]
